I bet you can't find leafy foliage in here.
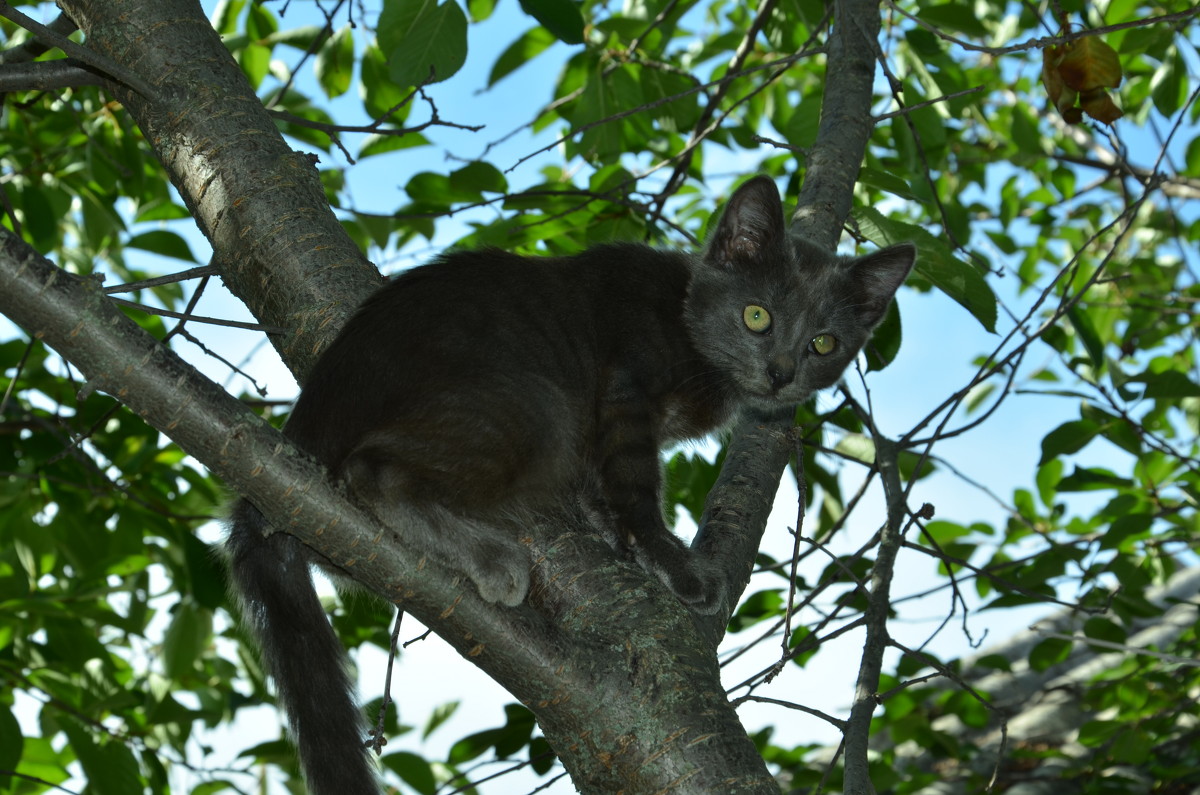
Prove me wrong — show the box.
[0,0,1198,792]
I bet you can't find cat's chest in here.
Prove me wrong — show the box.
[657,392,730,443]
[652,367,736,443]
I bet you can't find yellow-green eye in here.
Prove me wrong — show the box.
[811,334,837,355]
[743,305,771,333]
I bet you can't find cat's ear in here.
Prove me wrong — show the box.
[850,243,917,327]
[704,176,785,267]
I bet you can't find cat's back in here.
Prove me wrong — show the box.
[285,244,694,462]
[341,243,691,363]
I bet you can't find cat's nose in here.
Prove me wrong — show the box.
[767,357,794,390]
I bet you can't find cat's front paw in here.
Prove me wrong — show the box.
[648,555,726,615]
[463,538,530,607]
[675,569,726,615]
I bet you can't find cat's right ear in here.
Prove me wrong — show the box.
[705,176,785,268]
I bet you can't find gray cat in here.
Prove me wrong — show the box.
[226,175,915,794]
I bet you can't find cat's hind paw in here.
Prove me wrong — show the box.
[646,554,726,615]
[463,537,531,607]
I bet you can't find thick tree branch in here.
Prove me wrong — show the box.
[693,419,794,641]
[786,1,900,791]
[792,0,884,247]
[59,0,382,384]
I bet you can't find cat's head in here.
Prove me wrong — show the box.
[684,176,916,410]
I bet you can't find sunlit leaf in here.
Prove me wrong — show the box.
[315,24,355,99]
[379,0,468,87]
[518,0,585,45]
[854,207,998,332]
[489,26,557,87]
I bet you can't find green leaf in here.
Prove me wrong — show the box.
[423,700,460,739]
[1082,616,1126,646]
[382,751,437,795]
[573,63,641,163]
[359,131,430,159]
[922,520,971,546]
[126,231,197,263]
[211,0,245,35]
[663,451,721,525]
[1110,726,1153,764]
[246,2,279,39]
[728,589,784,632]
[1057,466,1131,492]
[1028,636,1073,672]
[1150,49,1185,117]
[863,299,902,371]
[239,42,271,89]
[361,43,411,121]
[379,0,468,87]
[163,600,210,679]
[518,0,585,44]
[1078,719,1120,747]
[898,449,935,481]
[0,706,22,785]
[529,736,557,773]
[1038,419,1101,465]
[916,2,989,38]
[489,27,557,86]
[315,24,355,99]
[1186,134,1200,178]
[450,161,507,195]
[857,167,920,201]
[467,0,495,22]
[266,25,325,51]
[1067,304,1104,370]
[1128,369,1200,399]
[853,207,997,332]
[21,184,57,249]
[1099,513,1152,551]
[1010,105,1044,154]
[60,717,144,795]
[835,433,875,465]
[1035,458,1062,507]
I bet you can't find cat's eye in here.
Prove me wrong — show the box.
[812,335,837,355]
[743,305,772,333]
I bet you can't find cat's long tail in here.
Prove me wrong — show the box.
[225,499,380,795]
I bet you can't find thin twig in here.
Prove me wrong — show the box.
[102,265,221,295]
[107,297,287,334]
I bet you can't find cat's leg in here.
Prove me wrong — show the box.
[596,372,724,614]
[341,447,530,607]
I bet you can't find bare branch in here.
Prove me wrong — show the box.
[0,57,106,91]
[107,297,287,334]
[0,1,156,97]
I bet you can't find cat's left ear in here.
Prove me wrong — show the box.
[705,176,786,268]
[850,243,917,327]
